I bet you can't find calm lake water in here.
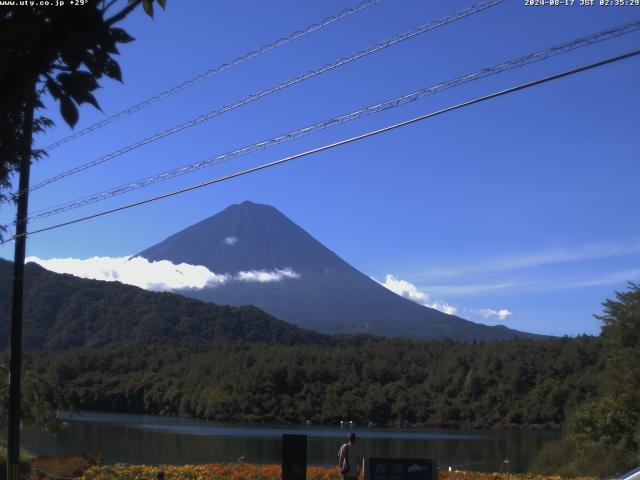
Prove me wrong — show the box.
[21,412,558,473]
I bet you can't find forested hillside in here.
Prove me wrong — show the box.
[27,336,602,429]
[531,283,640,476]
[2,255,630,456]
[0,259,329,348]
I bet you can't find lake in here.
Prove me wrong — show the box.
[21,412,558,473]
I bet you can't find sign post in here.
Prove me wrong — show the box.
[282,434,307,480]
[367,458,438,480]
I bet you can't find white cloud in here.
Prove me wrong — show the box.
[417,241,640,280]
[462,269,640,294]
[548,269,640,289]
[475,308,513,321]
[492,243,640,271]
[223,236,238,246]
[426,300,458,316]
[26,256,228,291]
[236,268,300,283]
[379,275,518,319]
[418,268,640,297]
[379,274,457,315]
[26,256,301,291]
[424,283,513,297]
[381,274,427,303]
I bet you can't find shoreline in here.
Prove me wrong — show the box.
[62,409,564,433]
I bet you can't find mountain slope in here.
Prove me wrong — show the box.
[0,259,329,350]
[138,201,541,341]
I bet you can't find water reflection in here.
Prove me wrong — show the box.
[20,412,557,472]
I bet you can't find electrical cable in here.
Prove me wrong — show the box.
[19,0,505,197]
[2,47,638,245]
[41,0,384,152]
[19,19,640,223]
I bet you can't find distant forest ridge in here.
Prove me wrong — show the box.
[27,335,603,429]
[0,257,608,430]
[0,259,334,349]
[0,258,539,350]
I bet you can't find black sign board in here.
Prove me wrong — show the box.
[367,458,437,480]
[282,434,307,480]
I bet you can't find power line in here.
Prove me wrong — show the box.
[41,0,384,152]
[21,0,505,196]
[3,48,638,246]
[19,19,640,223]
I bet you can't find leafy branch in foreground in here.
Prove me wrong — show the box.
[0,0,166,219]
[0,362,75,433]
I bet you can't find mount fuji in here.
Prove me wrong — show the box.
[138,201,540,341]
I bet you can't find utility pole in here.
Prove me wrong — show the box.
[7,80,36,480]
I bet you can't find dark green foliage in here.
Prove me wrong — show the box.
[0,361,73,433]
[0,0,165,210]
[0,259,329,349]
[531,283,640,476]
[0,257,625,448]
[26,335,603,429]
[0,257,606,433]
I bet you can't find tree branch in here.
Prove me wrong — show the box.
[105,0,142,26]
[50,63,72,71]
[102,0,119,13]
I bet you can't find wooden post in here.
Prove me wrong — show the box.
[7,80,36,480]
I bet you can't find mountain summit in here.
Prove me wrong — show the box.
[139,201,348,274]
[138,201,540,341]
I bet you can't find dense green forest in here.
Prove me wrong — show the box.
[6,258,605,431]
[26,336,602,429]
[531,283,640,476]
[2,257,638,476]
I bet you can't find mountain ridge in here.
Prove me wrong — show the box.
[138,201,543,341]
[0,258,337,350]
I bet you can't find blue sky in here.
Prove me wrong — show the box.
[1,0,639,336]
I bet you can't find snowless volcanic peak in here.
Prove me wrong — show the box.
[138,201,347,274]
[138,201,543,342]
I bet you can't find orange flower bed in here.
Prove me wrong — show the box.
[81,463,598,480]
[439,473,596,480]
[29,454,96,480]
[83,463,298,480]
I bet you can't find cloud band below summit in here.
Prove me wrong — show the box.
[26,256,300,292]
